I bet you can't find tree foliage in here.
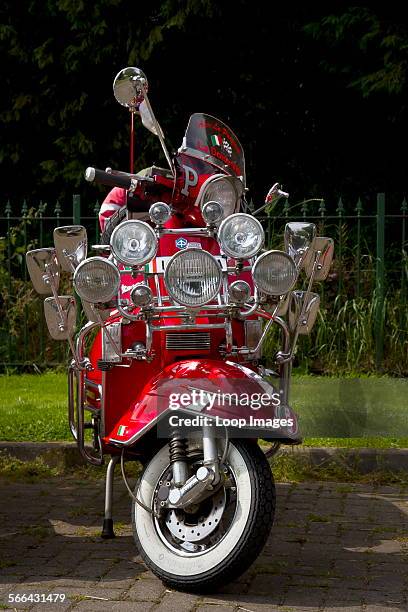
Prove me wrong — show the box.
[305,7,408,97]
[0,2,407,210]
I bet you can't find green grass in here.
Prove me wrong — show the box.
[0,372,69,441]
[0,452,59,481]
[0,372,407,447]
[0,450,405,486]
[0,451,140,483]
[302,437,408,448]
[290,375,408,442]
[270,452,408,485]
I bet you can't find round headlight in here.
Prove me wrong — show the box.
[201,200,223,224]
[228,280,251,304]
[253,250,297,296]
[110,220,157,266]
[218,213,264,259]
[165,248,222,307]
[149,202,172,226]
[130,283,153,307]
[201,176,241,219]
[73,257,120,303]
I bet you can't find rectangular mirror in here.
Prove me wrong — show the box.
[26,248,60,295]
[54,226,87,272]
[284,222,316,269]
[44,296,77,340]
[289,291,320,335]
[305,237,334,281]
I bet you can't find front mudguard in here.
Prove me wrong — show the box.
[107,359,301,447]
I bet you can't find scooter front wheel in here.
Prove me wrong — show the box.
[132,439,275,592]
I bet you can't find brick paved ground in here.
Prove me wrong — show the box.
[0,476,407,611]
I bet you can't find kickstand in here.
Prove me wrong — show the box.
[101,455,120,539]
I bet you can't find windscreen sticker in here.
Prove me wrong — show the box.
[181,164,198,196]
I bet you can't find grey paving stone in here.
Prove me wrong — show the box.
[203,594,284,610]
[71,602,153,611]
[364,605,406,612]
[324,588,369,604]
[281,586,327,608]
[197,606,235,612]
[363,589,407,606]
[30,601,72,611]
[125,578,166,601]
[153,591,200,611]
[70,559,116,579]
[321,607,363,612]
[64,585,125,598]
[247,573,289,597]
[1,477,407,612]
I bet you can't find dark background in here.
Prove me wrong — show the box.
[0,2,407,211]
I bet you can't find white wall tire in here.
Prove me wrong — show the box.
[132,439,275,592]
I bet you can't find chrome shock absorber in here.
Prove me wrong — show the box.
[169,431,189,488]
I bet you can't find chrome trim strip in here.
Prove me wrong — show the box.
[68,364,78,441]
[153,323,225,332]
[100,370,106,438]
[159,227,210,236]
[73,321,104,466]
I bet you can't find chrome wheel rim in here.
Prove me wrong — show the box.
[152,458,238,557]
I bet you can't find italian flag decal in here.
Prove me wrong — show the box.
[117,425,127,436]
[210,134,221,146]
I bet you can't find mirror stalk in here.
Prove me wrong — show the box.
[44,264,66,330]
[276,248,322,365]
[62,249,79,274]
[138,81,174,176]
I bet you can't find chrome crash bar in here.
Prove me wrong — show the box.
[68,321,104,466]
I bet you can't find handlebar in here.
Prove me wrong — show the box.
[85,167,134,190]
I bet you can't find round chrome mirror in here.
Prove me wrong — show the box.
[113,67,148,110]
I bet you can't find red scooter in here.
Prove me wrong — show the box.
[26,67,334,592]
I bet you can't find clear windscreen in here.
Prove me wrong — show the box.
[181,113,245,184]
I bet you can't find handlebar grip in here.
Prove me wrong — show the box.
[85,167,132,190]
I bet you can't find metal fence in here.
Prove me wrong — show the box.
[0,193,406,371]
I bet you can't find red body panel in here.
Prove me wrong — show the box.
[86,158,300,455]
[104,359,299,447]
[97,315,250,446]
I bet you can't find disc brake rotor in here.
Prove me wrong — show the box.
[165,488,226,542]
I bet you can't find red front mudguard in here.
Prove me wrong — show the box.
[106,359,301,449]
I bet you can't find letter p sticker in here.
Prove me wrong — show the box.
[181,164,198,196]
